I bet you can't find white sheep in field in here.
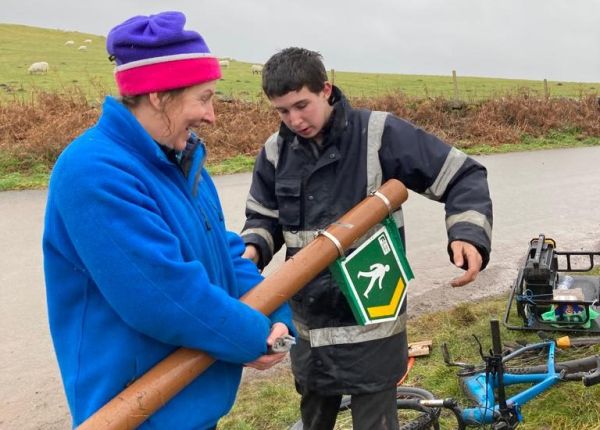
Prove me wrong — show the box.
[78,45,88,51]
[64,40,75,46]
[251,64,263,75]
[218,59,230,67]
[83,39,92,43]
[28,61,49,74]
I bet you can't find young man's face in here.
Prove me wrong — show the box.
[269,83,334,140]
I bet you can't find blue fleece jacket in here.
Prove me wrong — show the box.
[43,96,293,429]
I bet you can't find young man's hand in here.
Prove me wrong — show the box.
[242,244,260,264]
[449,240,483,287]
[244,322,290,370]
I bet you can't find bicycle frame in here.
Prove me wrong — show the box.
[459,340,558,426]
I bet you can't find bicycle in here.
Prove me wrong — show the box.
[290,320,600,429]
[437,320,600,429]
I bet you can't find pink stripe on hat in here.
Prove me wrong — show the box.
[115,57,222,96]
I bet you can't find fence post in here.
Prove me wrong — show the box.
[452,70,460,102]
[330,68,335,86]
[543,79,549,100]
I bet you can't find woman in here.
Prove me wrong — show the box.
[42,11,293,429]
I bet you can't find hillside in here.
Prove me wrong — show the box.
[1,23,598,102]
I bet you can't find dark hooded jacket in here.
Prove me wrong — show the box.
[242,86,492,394]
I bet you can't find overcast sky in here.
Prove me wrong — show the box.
[3,0,599,82]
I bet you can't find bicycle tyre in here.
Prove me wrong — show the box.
[395,386,441,430]
[505,354,600,376]
[289,386,440,430]
[455,348,600,378]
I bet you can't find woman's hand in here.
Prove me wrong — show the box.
[242,244,260,264]
[244,322,290,370]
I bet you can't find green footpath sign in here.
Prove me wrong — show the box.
[330,217,414,325]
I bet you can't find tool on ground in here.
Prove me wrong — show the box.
[398,340,433,385]
[555,335,600,349]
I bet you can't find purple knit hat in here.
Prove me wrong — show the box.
[106,11,221,96]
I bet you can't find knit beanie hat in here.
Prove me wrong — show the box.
[106,11,221,96]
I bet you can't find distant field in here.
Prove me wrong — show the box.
[1,23,598,102]
[0,24,114,102]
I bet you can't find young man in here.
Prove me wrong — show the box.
[242,47,493,429]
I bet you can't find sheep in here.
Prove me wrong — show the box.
[64,40,75,46]
[78,45,88,51]
[251,64,263,75]
[27,61,49,74]
[83,39,92,43]
[218,59,230,68]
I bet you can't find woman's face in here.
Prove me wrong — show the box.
[157,80,217,151]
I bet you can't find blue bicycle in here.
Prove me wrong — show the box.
[291,320,600,429]
[437,320,600,429]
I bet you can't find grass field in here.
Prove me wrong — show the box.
[1,23,598,102]
[0,24,114,102]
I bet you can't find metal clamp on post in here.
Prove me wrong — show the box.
[370,190,392,216]
[317,230,345,258]
[267,334,297,354]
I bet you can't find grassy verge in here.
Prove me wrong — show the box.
[0,155,258,191]
[0,156,50,191]
[3,133,599,191]
[220,371,300,430]
[466,130,600,155]
[206,155,256,176]
[0,170,49,191]
[221,294,600,429]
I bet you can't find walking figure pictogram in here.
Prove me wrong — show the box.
[358,263,390,298]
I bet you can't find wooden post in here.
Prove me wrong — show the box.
[452,70,459,101]
[330,68,335,86]
[78,179,409,430]
[543,79,549,100]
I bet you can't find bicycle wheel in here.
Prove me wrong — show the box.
[506,354,600,382]
[289,386,466,430]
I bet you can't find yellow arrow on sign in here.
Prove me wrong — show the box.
[366,278,406,318]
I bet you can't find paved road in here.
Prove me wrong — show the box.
[1,146,599,429]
